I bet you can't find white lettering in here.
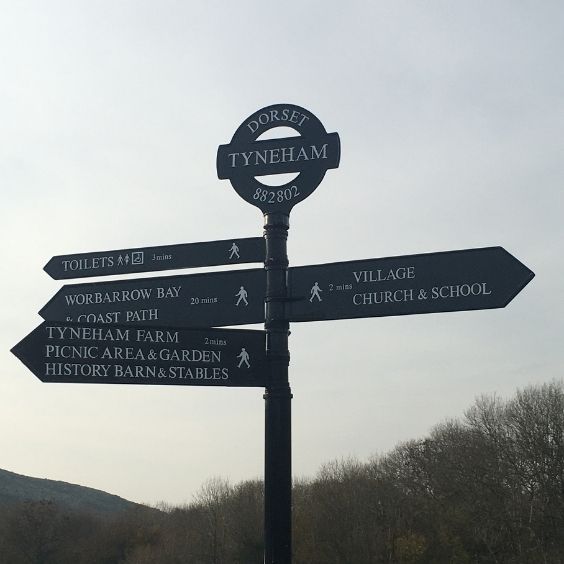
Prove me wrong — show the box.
[431,282,492,299]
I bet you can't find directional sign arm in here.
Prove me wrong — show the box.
[287,247,534,323]
[12,322,267,387]
[44,237,265,280]
[40,269,266,328]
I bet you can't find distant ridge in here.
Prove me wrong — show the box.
[0,468,142,514]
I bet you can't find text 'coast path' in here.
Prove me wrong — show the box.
[40,269,266,328]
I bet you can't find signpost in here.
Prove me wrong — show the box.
[218,103,341,563]
[44,237,265,279]
[12,102,535,564]
[39,268,266,328]
[12,322,266,387]
[288,247,534,322]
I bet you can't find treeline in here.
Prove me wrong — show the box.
[1,380,564,563]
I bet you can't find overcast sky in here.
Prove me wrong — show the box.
[1,1,562,506]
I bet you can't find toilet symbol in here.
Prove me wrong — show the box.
[229,242,240,260]
[235,286,249,306]
[237,347,251,368]
[309,282,323,302]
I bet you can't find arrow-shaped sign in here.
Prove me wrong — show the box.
[40,269,266,328]
[12,322,267,387]
[287,247,534,322]
[44,237,265,280]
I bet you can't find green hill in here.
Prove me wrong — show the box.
[0,468,141,514]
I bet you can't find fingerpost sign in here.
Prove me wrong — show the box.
[218,103,341,563]
[12,322,267,387]
[288,247,534,323]
[12,102,534,564]
[39,268,266,328]
[44,237,265,280]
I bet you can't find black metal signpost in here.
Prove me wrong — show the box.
[44,237,265,279]
[12,322,266,387]
[12,102,534,564]
[218,103,341,563]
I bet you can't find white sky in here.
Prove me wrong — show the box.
[1,1,562,506]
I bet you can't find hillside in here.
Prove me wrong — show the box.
[0,468,141,514]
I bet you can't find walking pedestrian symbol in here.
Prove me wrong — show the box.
[309,282,323,302]
[229,242,240,260]
[235,286,249,306]
[237,348,251,368]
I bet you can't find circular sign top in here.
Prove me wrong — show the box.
[217,104,340,214]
